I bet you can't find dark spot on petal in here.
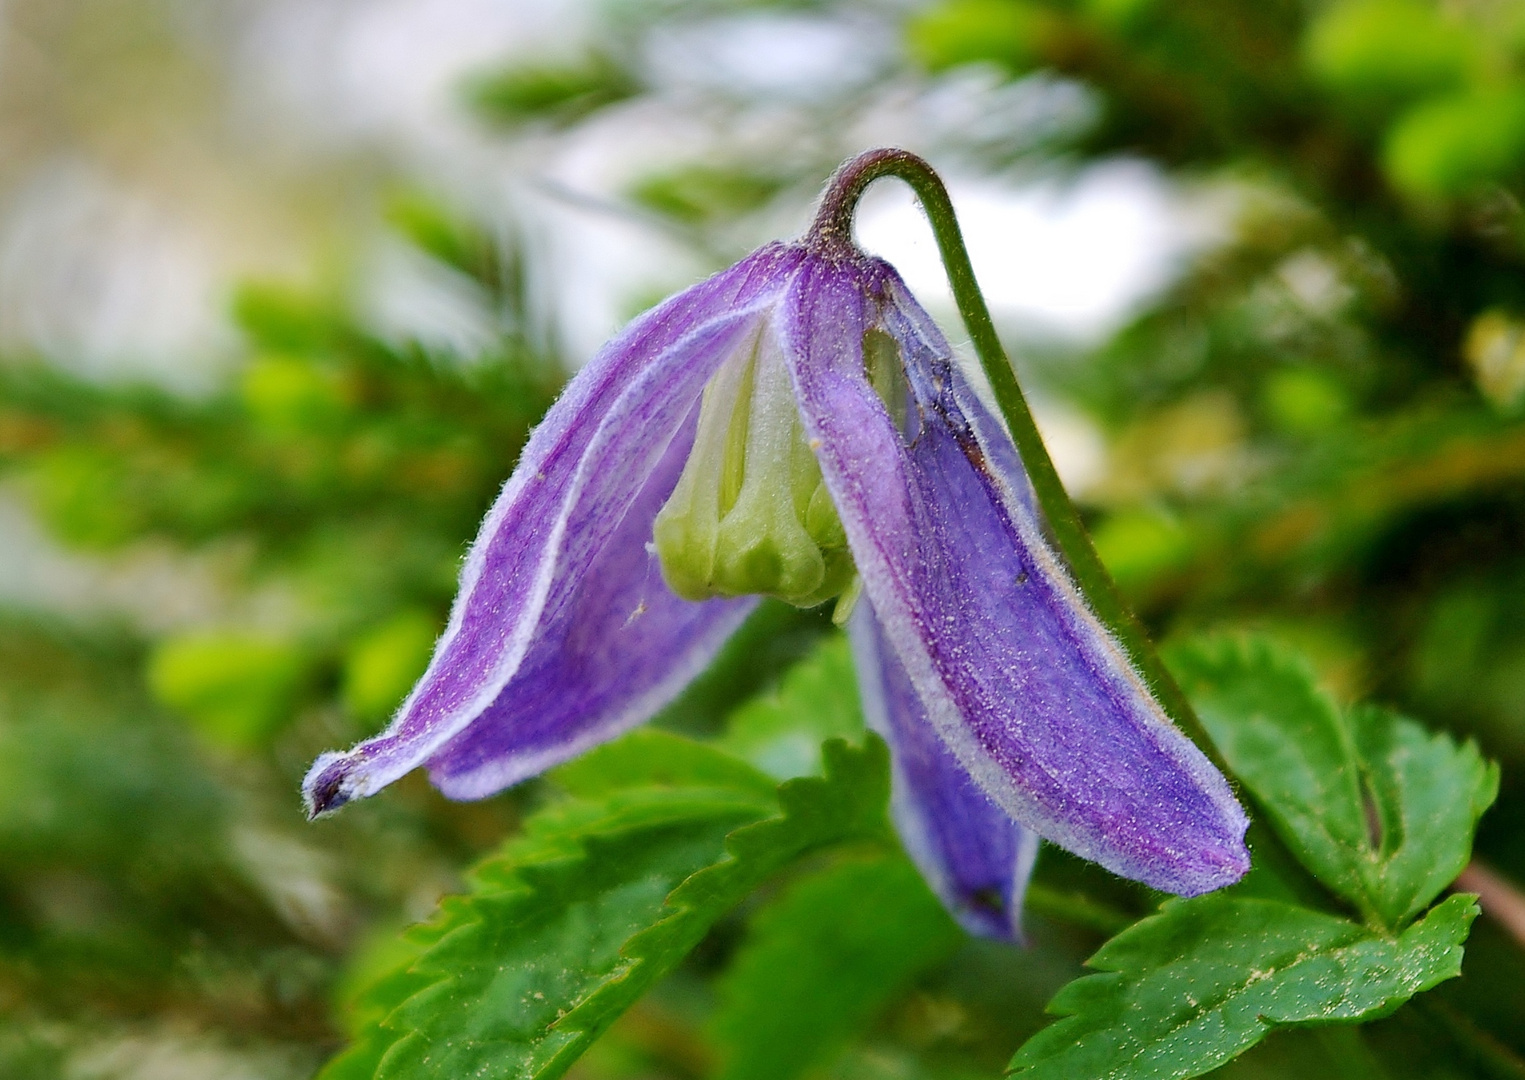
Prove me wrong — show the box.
[306,771,351,818]
[968,886,1006,917]
[957,437,997,485]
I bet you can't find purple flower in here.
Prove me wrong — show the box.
[303,184,1249,939]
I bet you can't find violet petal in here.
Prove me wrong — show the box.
[424,410,756,798]
[783,254,1249,897]
[303,247,799,815]
[851,602,1039,941]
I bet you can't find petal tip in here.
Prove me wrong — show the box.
[948,889,1024,943]
[1164,830,1253,898]
[1206,837,1254,892]
[302,752,358,819]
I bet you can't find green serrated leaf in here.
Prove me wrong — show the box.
[711,852,963,1080]
[374,790,763,1080]
[321,919,453,1080]
[323,733,890,1080]
[1010,892,1479,1080]
[1169,635,1498,928]
[1347,702,1498,931]
[718,633,865,781]
[319,788,759,1080]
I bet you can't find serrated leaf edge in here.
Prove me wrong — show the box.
[542,737,892,1057]
[357,736,890,1080]
[1010,893,1479,1080]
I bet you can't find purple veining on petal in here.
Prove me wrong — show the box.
[425,403,756,798]
[850,602,1038,941]
[783,252,1249,897]
[303,247,802,815]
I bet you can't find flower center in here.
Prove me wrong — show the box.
[654,327,855,608]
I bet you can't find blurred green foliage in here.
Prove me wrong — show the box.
[340,610,440,726]
[628,166,788,228]
[464,54,640,128]
[148,631,308,748]
[710,853,964,1080]
[0,192,568,1073]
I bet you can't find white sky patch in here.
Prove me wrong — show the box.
[1031,399,1108,497]
[0,161,232,386]
[0,493,292,633]
[359,236,503,360]
[644,11,891,102]
[855,159,1209,344]
[240,0,586,161]
[526,184,707,365]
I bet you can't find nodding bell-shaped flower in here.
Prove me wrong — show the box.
[304,150,1249,939]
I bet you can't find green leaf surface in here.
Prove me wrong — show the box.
[321,919,453,1080]
[373,791,763,1080]
[711,852,964,1080]
[321,733,890,1080]
[551,728,780,802]
[324,733,787,1080]
[1010,893,1478,1080]
[1345,701,1497,931]
[717,633,865,780]
[1170,635,1498,928]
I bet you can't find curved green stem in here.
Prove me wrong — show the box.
[808,148,1220,764]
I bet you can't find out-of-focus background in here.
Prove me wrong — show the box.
[3,0,1525,1076]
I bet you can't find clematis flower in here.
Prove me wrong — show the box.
[304,151,1249,939]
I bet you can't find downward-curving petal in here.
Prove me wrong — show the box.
[303,247,800,815]
[783,255,1249,897]
[850,602,1039,940]
[423,412,757,798]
